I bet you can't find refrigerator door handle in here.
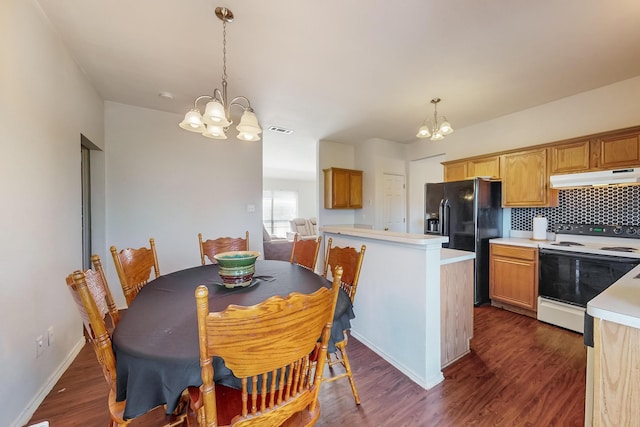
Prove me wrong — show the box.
[438,199,446,236]
[443,198,451,236]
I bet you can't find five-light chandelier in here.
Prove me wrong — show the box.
[416,98,454,141]
[179,7,262,141]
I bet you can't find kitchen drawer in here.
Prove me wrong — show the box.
[490,244,537,261]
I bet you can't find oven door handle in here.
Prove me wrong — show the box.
[539,248,640,263]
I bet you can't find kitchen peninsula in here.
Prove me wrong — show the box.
[586,265,640,426]
[321,226,475,389]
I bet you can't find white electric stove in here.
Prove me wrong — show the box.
[537,223,640,333]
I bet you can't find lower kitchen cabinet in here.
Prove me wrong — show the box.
[489,243,538,317]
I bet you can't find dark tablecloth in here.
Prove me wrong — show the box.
[112,260,354,420]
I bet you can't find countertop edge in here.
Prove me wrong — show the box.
[489,237,547,248]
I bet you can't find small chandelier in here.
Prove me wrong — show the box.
[179,7,262,141]
[416,98,454,141]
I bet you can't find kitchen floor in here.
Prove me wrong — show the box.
[29,305,586,426]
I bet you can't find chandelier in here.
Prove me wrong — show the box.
[416,98,454,141]
[179,7,262,141]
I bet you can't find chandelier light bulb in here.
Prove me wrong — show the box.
[179,109,205,132]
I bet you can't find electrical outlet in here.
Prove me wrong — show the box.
[36,335,45,358]
[47,326,54,346]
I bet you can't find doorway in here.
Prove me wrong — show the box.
[80,135,99,270]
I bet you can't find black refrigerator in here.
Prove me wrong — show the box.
[425,178,502,305]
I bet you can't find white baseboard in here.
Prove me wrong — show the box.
[12,338,85,427]
[349,331,444,390]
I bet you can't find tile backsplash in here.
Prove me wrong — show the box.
[511,186,640,231]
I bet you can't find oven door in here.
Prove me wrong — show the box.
[539,248,640,307]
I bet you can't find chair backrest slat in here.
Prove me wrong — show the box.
[322,238,366,303]
[198,231,249,265]
[110,238,160,306]
[289,234,322,271]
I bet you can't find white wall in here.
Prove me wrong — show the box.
[406,76,640,163]
[263,177,317,220]
[104,102,264,307]
[355,139,406,230]
[0,1,105,426]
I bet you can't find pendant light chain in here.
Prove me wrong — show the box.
[222,14,227,85]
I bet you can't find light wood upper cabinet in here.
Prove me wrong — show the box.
[489,244,538,313]
[549,139,591,174]
[502,148,558,207]
[591,131,640,169]
[323,167,363,209]
[443,161,467,182]
[468,156,501,179]
[443,155,500,182]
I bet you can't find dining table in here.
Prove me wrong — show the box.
[111,259,354,420]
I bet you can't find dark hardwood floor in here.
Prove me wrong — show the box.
[28,306,586,426]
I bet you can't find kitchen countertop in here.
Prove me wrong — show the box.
[587,264,640,329]
[440,248,475,265]
[489,237,550,248]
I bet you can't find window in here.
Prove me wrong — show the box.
[263,190,298,238]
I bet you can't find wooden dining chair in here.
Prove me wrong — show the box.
[198,231,249,265]
[90,254,120,328]
[321,238,366,405]
[66,268,187,427]
[110,238,160,306]
[189,266,343,427]
[289,234,322,272]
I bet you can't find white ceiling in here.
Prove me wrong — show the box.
[36,0,640,180]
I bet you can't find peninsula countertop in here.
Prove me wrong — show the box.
[321,226,449,246]
[587,264,640,329]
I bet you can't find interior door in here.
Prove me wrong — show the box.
[383,173,406,232]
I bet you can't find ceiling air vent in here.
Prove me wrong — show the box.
[268,126,294,135]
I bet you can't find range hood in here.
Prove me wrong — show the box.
[550,168,640,189]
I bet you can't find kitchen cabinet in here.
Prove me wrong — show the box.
[591,130,640,169]
[501,148,558,207]
[443,160,467,182]
[468,156,501,179]
[443,155,500,182]
[440,257,474,368]
[489,243,538,316]
[549,139,591,174]
[323,167,363,209]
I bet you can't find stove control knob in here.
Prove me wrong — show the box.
[626,227,637,236]
[613,226,623,235]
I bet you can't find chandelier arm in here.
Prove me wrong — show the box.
[228,96,253,112]
[193,95,214,109]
